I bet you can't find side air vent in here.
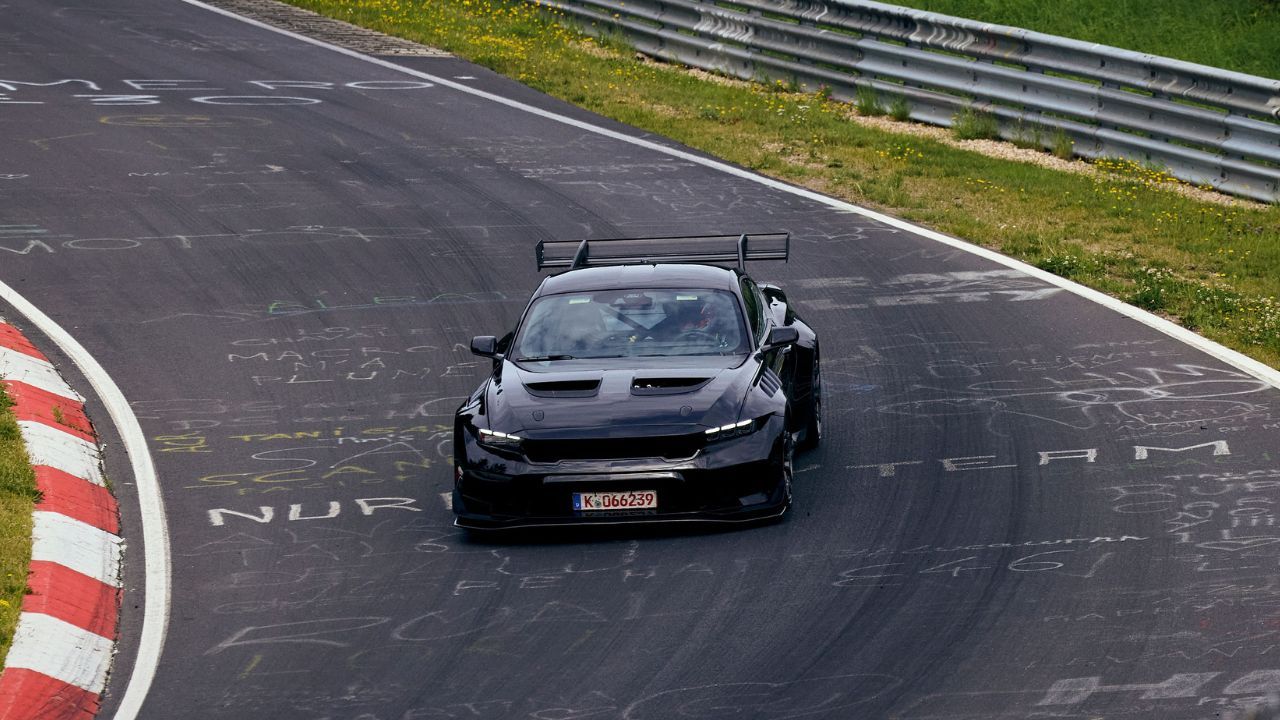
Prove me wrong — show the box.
[525,380,601,398]
[758,368,782,397]
[632,377,712,396]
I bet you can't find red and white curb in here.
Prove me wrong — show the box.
[0,318,121,720]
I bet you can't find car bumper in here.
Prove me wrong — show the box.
[453,418,790,529]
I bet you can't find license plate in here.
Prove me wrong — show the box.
[573,490,658,512]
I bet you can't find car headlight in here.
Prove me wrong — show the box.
[477,427,523,452]
[704,415,768,442]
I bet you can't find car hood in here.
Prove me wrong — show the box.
[483,359,751,438]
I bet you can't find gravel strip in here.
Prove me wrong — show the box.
[200,0,449,56]
[850,113,1261,209]
[678,64,1258,209]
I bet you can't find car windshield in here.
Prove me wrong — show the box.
[513,288,749,361]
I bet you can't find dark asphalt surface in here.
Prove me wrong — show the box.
[4,1,1280,718]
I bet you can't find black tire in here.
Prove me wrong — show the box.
[798,356,822,450]
[761,432,794,526]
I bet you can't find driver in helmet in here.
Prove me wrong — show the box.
[655,297,710,340]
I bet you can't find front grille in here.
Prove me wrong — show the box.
[458,460,786,519]
[523,433,705,462]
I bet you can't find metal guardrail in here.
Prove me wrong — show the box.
[530,0,1280,202]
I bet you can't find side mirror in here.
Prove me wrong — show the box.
[470,335,500,358]
[763,326,799,351]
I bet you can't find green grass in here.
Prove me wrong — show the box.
[281,0,1280,367]
[854,85,886,117]
[1009,121,1044,151]
[1051,127,1075,160]
[0,386,39,665]
[952,108,1000,140]
[888,0,1280,79]
[888,96,911,122]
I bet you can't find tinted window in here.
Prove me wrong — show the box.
[739,277,767,342]
[513,288,749,361]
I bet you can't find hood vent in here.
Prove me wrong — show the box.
[525,379,601,398]
[632,376,712,396]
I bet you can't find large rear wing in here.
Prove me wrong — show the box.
[536,232,790,273]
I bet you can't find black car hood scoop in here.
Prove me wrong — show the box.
[498,363,743,433]
[525,379,601,398]
[631,376,713,396]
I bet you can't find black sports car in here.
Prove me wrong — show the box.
[452,233,820,529]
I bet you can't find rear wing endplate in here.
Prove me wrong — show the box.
[536,232,790,273]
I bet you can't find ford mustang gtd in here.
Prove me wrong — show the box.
[452,233,819,529]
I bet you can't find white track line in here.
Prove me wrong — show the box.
[186,0,1280,390]
[0,280,170,720]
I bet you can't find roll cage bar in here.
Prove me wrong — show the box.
[536,232,790,273]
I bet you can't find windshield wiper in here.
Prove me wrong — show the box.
[514,354,577,362]
[515,353,633,362]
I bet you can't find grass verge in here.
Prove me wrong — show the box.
[886,0,1280,80]
[0,385,38,666]
[283,0,1280,368]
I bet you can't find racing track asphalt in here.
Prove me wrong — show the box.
[3,1,1280,717]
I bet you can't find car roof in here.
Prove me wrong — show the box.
[536,263,743,296]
